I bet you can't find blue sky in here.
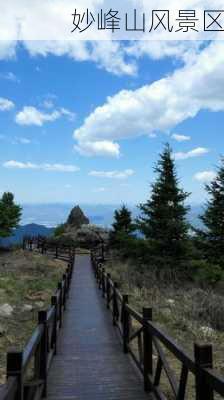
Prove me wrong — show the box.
[0,40,223,205]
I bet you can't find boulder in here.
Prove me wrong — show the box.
[35,301,45,308]
[22,304,33,312]
[0,323,6,336]
[0,304,13,317]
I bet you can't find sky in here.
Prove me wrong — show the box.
[0,40,223,206]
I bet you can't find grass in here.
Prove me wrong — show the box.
[106,257,224,399]
[0,249,66,383]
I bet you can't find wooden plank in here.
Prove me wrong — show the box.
[46,255,149,400]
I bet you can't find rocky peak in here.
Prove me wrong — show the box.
[66,206,89,229]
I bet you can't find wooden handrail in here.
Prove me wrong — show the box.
[0,242,75,400]
[91,249,224,400]
[22,325,44,372]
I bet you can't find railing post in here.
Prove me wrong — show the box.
[112,282,118,326]
[7,351,23,400]
[67,263,72,287]
[98,264,102,290]
[106,273,111,309]
[51,296,58,355]
[101,243,105,262]
[102,268,106,298]
[62,274,66,309]
[194,343,214,400]
[58,282,63,328]
[29,240,32,251]
[122,294,129,354]
[38,311,48,398]
[55,246,58,259]
[143,307,153,392]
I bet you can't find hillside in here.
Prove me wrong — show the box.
[0,224,54,247]
[0,249,66,383]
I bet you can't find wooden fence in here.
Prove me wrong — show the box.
[0,244,75,400]
[22,236,75,262]
[91,251,224,400]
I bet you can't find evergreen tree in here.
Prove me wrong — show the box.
[137,143,190,267]
[112,205,135,235]
[199,158,224,265]
[110,205,135,246]
[0,192,22,237]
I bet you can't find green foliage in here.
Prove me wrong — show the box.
[54,223,66,237]
[188,259,224,285]
[0,192,22,238]
[110,205,135,247]
[197,157,224,266]
[137,143,190,269]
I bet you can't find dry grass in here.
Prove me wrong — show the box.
[0,249,66,383]
[106,258,224,399]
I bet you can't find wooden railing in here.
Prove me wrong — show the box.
[0,246,75,400]
[23,236,75,262]
[91,251,224,400]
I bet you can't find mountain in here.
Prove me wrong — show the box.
[0,224,54,247]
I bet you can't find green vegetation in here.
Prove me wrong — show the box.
[0,193,22,238]
[0,249,66,383]
[110,144,224,284]
[137,143,190,270]
[54,223,66,237]
[110,204,135,248]
[197,157,224,267]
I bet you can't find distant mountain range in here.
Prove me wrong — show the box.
[0,203,204,247]
[0,224,54,247]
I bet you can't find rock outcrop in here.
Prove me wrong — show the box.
[57,205,109,248]
[66,206,89,229]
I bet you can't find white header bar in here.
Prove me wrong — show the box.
[1,0,224,40]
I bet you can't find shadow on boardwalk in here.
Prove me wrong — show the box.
[46,254,149,400]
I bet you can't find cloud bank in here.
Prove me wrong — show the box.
[73,41,224,157]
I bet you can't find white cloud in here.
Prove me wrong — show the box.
[0,41,17,60]
[14,137,31,144]
[0,72,19,82]
[174,147,209,160]
[171,133,191,142]
[3,160,80,172]
[194,170,216,183]
[15,106,75,126]
[15,107,60,126]
[73,41,224,157]
[60,108,76,121]
[0,97,14,111]
[93,187,106,193]
[43,99,54,109]
[89,169,134,179]
[74,140,120,158]
[24,40,136,77]
[126,41,202,63]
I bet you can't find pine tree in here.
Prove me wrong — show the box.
[112,205,135,235]
[199,158,224,265]
[137,143,190,267]
[0,192,22,238]
[110,205,135,246]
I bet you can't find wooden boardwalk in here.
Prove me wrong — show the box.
[46,254,149,400]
